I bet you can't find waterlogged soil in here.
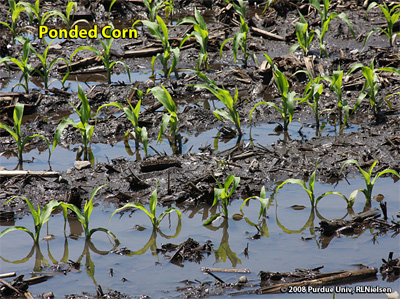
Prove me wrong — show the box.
[1,0,400,298]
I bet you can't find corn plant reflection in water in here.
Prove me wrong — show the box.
[205,218,241,267]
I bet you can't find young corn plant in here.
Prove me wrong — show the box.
[189,70,242,137]
[96,90,148,155]
[0,197,61,244]
[30,40,70,90]
[179,8,209,70]
[0,37,33,93]
[143,0,164,22]
[347,60,400,118]
[0,0,26,41]
[149,85,182,154]
[364,2,400,48]
[323,67,349,131]
[340,159,400,202]
[204,174,240,225]
[19,0,58,28]
[240,186,270,220]
[275,161,347,208]
[249,54,299,131]
[53,84,94,161]
[289,11,315,56]
[0,103,51,168]
[61,184,119,244]
[141,15,180,78]
[295,70,326,130]
[109,184,181,229]
[51,1,90,31]
[310,0,355,57]
[71,24,131,84]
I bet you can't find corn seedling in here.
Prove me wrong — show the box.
[0,0,26,41]
[0,197,61,244]
[364,2,400,48]
[149,85,181,153]
[204,174,240,225]
[53,84,94,161]
[189,70,242,137]
[19,0,57,28]
[164,0,175,24]
[0,103,51,168]
[143,0,164,22]
[51,1,90,31]
[97,89,148,155]
[30,40,70,90]
[310,0,355,57]
[221,0,257,67]
[61,184,119,244]
[340,159,400,202]
[0,37,33,93]
[109,184,181,229]
[240,186,269,220]
[141,16,180,78]
[179,8,210,70]
[275,161,346,208]
[262,0,275,14]
[250,54,300,131]
[295,70,327,130]
[289,11,315,56]
[347,60,400,118]
[71,25,131,84]
[323,67,349,131]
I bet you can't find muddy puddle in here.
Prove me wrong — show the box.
[1,176,398,298]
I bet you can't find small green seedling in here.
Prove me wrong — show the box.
[30,40,70,90]
[70,24,131,84]
[0,37,33,93]
[275,161,347,208]
[0,197,61,244]
[143,0,164,22]
[323,67,349,131]
[204,174,240,225]
[240,186,269,220]
[150,85,178,145]
[179,8,210,70]
[340,159,400,202]
[289,11,315,56]
[97,89,148,155]
[189,70,242,137]
[310,0,355,57]
[364,2,400,48]
[19,0,58,28]
[250,54,300,131]
[295,70,326,130]
[51,1,90,31]
[109,184,181,229]
[141,15,180,78]
[61,184,119,244]
[53,84,94,161]
[0,103,51,168]
[0,0,26,41]
[347,60,400,118]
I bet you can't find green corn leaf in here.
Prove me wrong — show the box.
[0,226,35,241]
[203,213,220,226]
[88,227,119,245]
[157,207,181,227]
